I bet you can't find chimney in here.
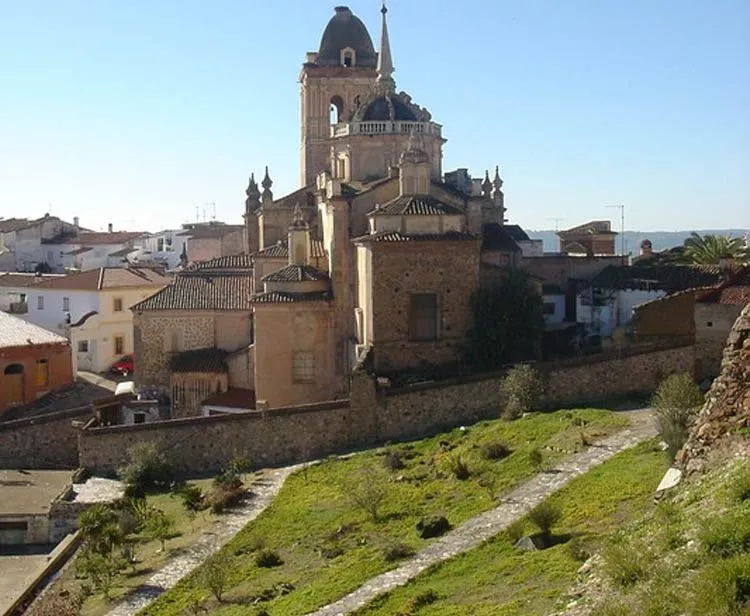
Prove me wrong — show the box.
[108,223,113,233]
[73,216,79,228]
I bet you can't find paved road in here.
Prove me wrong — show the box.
[306,410,657,616]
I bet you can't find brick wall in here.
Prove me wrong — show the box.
[78,344,693,474]
[0,407,93,469]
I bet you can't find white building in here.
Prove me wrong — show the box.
[17,267,170,373]
[55,228,149,272]
[137,229,189,270]
[0,215,79,272]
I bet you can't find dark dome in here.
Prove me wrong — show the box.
[317,6,377,67]
[359,94,418,122]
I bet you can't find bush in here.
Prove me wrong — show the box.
[405,589,440,611]
[255,549,283,568]
[119,442,173,493]
[500,364,543,420]
[416,515,452,539]
[480,440,512,461]
[698,509,750,557]
[603,543,648,588]
[506,520,525,544]
[691,553,750,616]
[447,454,471,480]
[180,484,208,517]
[144,509,176,552]
[382,542,415,562]
[567,537,591,562]
[383,448,406,471]
[341,465,390,521]
[208,482,246,514]
[651,373,703,460]
[730,465,750,503]
[528,447,544,472]
[529,501,562,537]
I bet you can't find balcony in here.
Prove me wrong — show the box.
[331,121,442,139]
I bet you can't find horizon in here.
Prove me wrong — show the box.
[1,1,748,232]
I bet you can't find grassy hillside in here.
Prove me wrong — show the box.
[139,408,628,616]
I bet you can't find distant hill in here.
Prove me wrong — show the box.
[526,229,750,254]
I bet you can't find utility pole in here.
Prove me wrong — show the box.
[606,205,626,256]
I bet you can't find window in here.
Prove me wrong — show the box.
[114,336,125,355]
[157,238,165,252]
[113,297,123,312]
[543,302,556,315]
[292,351,315,384]
[133,412,146,425]
[36,359,49,388]
[77,340,89,353]
[0,520,28,531]
[62,297,70,311]
[37,296,44,310]
[409,293,439,341]
[706,321,713,327]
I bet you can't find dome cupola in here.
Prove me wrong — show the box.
[317,6,377,67]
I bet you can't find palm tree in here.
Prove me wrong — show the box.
[682,232,750,265]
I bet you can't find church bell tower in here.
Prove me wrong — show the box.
[299,6,379,187]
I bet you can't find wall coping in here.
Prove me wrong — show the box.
[0,405,93,433]
[81,398,350,436]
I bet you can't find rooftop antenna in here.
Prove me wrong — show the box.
[547,217,564,232]
[605,204,626,256]
[195,205,199,223]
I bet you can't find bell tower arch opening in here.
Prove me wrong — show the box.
[330,95,344,125]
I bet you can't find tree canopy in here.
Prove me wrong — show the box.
[463,268,544,371]
[682,232,750,265]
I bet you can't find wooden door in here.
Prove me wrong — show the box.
[3,369,24,407]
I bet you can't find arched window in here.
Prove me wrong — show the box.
[330,95,344,125]
[4,364,23,375]
[340,47,356,67]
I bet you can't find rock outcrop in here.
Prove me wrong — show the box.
[678,302,750,475]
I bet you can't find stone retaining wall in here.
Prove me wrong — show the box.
[79,344,694,474]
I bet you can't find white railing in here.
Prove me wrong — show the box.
[331,121,442,139]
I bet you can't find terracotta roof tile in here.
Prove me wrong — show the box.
[353,230,479,243]
[261,264,330,283]
[252,240,326,259]
[132,273,252,311]
[0,312,69,348]
[371,194,463,216]
[251,291,332,304]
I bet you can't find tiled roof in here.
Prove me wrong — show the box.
[0,312,69,348]
[353,230,479,243]
[252,240,326,259]
[261,264,330,282]
[169,348,229,373]
[0,273,64,288]
[696,267,750,305]
[482,223,522,252]
[132,273,253,311]
[251,291,332,304]
[186,254,254,272]
[34,267,170,291]
[371,194,463,216]
[588,264,724,292]
[177,225,244,239]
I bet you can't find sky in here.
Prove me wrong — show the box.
[0,0,748,233]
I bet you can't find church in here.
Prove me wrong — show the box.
[133,5,534,414]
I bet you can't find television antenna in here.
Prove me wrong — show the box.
[546,217,564,232]
[605,204,626,256]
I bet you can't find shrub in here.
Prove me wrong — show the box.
[691,554,750,616]
[529,501,562,537]
[255,549,283,568]
[180,484,208,517]
[405,589,440,611]
[208,482,246,514]
[341,465,390,521]
[603,543,648,588]
[698,509,750,557]
[448,454,471,480]
[651,373,703,460]
[144,509,176,552]
[480,440,511,460]
[119,442,173,493]
[382,542,415,562]
[416,515,452,539]
[528,447,544,472]
[567,537,591,562]
[76,550,125,598]
[200,554,233,602]
[506,520,525,544]
[730,465,750,503]
[500,364,543,419]
[383,448,406,471]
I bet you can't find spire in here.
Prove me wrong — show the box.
[482,170,492,197]
[261,166,273,203]
[376,2,395,94]
[245,173,260,211]
[493,165,503,190]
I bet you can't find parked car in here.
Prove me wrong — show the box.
[110,354,135,376]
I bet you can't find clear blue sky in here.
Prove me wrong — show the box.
[1,0,748,233]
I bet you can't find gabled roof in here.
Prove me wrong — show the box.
[251,291,332,304]
[587,264,724,292]
[0,312,69,348]
[132,273,252,311]
[371,194,463,216]
[261,264,330,283]
[0,273,64,288]
[186,254,254,273]
[252,240,326,260]
[558,220,616,236]
[353,230,479,244]
[34,267,170,291]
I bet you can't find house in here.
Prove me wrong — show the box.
[53,228,149,271]
[137,229,190,270]
[14,267,170,373]
[0,215,79,272]
[0,312,73,413]
[557,220,618,256]
[0,272,64,314]
[177,222,245,264]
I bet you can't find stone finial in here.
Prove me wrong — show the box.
[289,203,309,231]
[481,170,492,197]
[493,165,503,190]
[261,166,273,202]
[245,173,261,210]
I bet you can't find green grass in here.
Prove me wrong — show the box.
[352,439,668,616]
[138,408,628,616]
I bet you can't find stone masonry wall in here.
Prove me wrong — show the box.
[79,344,693,474]
[0,406,93,469]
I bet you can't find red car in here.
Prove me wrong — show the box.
[110,354,135,376]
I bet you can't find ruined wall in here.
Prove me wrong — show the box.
[79,343,693,474]
[0,407,92,469]
[694,302,744,380]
